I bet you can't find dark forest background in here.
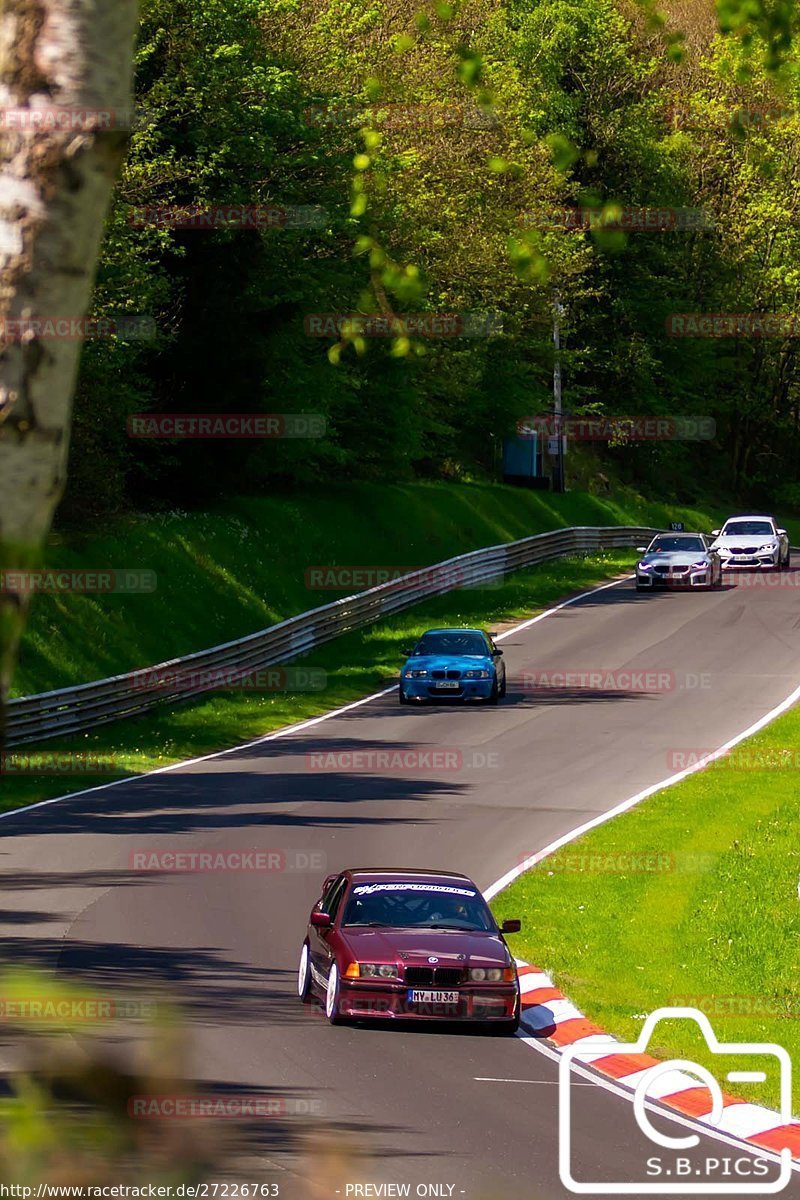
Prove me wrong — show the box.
[66,0,800,520]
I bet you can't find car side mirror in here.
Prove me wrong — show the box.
[778,528,788,536]
[501,918,521,934]
[310,911,332,928]
[711,529,720,537]
[636,547,646,554]
[493,649,503,658]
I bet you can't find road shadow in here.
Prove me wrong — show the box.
[0,753,462,839]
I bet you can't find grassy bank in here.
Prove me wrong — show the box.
[15,481,723,698]
[491,706,800,1116]
[3,550,635,813]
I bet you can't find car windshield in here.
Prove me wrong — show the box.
[721,520,773,537]
[342,881,496,931]
[647,536,705,554]
[413,632,488,657]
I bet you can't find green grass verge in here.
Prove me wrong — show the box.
[14,480,728,698]
[491,705,800,1116]
[2,550,635,813]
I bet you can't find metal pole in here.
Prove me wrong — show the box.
[553,301,565,493]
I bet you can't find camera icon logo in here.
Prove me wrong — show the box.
[558,1006,793,1194]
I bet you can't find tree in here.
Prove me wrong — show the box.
[0,0,139,741]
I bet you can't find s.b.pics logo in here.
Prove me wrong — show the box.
[559,1007,793,1193]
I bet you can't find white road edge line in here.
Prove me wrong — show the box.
[7,561,797,1166]
[483,671,800,901]
[474,1077,597,1086]
[483,625,800,1168]
[0,572,632,821]
[516,1032,796,1171]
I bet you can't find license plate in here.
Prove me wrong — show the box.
[408,990,459,1004]
[433,681,459,689]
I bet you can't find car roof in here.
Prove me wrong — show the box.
[346,867,475,884]
[722,514,775,521]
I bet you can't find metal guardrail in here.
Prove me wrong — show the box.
[6,525,658,747]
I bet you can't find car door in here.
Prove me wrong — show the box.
[310,874,347,985]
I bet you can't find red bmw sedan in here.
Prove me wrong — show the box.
[298,867,521,1032]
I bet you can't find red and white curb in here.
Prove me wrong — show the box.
[515,960,800,1161]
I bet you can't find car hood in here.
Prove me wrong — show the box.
[340,927,510,966]
[712,534,776,547]
[640,551,708,566]
[403,654,493,671]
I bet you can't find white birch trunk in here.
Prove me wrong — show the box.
[0,0,139,740]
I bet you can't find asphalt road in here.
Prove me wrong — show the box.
[2,572,800,1198]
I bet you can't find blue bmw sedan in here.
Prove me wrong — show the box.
[399,627,506,705]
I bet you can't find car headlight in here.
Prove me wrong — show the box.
[404,669,428,678]
[358,963,399,979]
[759,543,777,553]
[463,669,490,679]
[468,967,505,982]
[691,559,709,569]
[637,561,652,571]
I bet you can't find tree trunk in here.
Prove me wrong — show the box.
[0,0,139,749]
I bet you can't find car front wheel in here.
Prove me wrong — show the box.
[399,685,408,705]
[486,678,499,705]
[782,548,791,571]
[298,942,312,1002]
[325,963,344,1024]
